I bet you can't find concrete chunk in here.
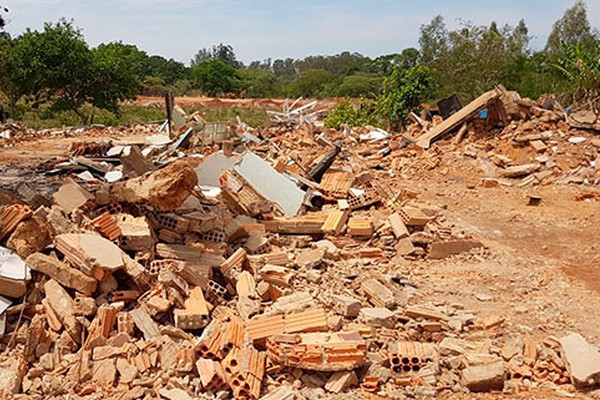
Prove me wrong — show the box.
[428,239,483,259]
[462,361,505,392]
[27,253,97,295]
[359,307,396,329]
[560,333,600,388]
[331,294,362,317]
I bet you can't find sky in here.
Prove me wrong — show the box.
[2,0,599,65]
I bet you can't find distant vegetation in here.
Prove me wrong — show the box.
[0,1,599,129]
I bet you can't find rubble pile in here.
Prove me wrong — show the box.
[400,86,600,186]
[0,88,599,399]
[0,123,160,149]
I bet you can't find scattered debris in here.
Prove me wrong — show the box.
[0,89,596,399]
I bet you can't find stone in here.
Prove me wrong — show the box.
[560,333,600,388]
[395,237,416,256]
[6,216,51,258]
[448,317,463,332]
[428,239,483,259]
[296,248,325,269]
[501,337,523,361]
[92,358,117,387]
[0,360,24,395]
[359,307,396,329]
[159,388,193,400]
[462,361,505,392]
[116,358,138,383]
[331,294,362,318]
[314,240,340,259]
[476,293,493,302]
[108,161,198,211]
[27,253,97,296]
[500,164,541,178]
[327,315,343,331]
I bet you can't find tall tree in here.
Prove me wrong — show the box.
[419,15,449,65]
[191,59,240,96]
[546,1,597,55]
[11,20,142,123]
[191,43,241,68]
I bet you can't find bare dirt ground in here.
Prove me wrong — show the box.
[2,129,600,399]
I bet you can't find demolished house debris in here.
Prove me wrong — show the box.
[0,88,599,399]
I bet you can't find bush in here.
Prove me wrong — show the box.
[325,99,379,129]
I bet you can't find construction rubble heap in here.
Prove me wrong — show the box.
[0,87,600,399]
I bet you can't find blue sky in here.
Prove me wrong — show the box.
[2,0,598,64]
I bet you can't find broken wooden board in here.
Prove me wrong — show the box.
[416,88,502,149]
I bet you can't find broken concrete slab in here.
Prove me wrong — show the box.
[27,253,97,295]
[52,179,95,213]
[6,215,52,258]
[428,239,483,259]
[359,307,396,329]
[55,233,125,277]
[500,164,541,178]
[228,152,306,218]
[44,279,82,343]
[560,333,600,389]
[108,161,198,211]
[195,151,237,187]
[462,361,505,392]
[331,294,362,317]
[0,246,29,281]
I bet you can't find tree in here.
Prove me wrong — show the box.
[289,69,333,98]
[142,55,189,85]
[331,73,382,98]
[0,35,19,107]
[546,1,597,55]
[191,43,241,68]
[11,20,142,123]
[419,15,449,65]
[377,65,435,129]
[191,59,240,96]
[240,68,280,98]
[272,58,296,78]
[553,41,600,102]
[419,18,533,99]
[89,42,146,114]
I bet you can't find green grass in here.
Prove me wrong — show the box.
[14,104,270,130]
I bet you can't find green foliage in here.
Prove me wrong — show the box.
[289,69,333,98]
[377,65,435,129]
[553,41,600,102]
[326,73,382,98]
[325,99,379,129]
[419,16,535,101]
[240,69,280,98]
[89,42,146,115]
[546,0,597,55]
[142,55,189,85]
[191,59,241,96]
[192,43,241,68]
[9,20,141,123]
[0,36,18,106]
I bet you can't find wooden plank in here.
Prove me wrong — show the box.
[416,88,501,149]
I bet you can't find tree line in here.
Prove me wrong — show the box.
[0,1,599,126]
